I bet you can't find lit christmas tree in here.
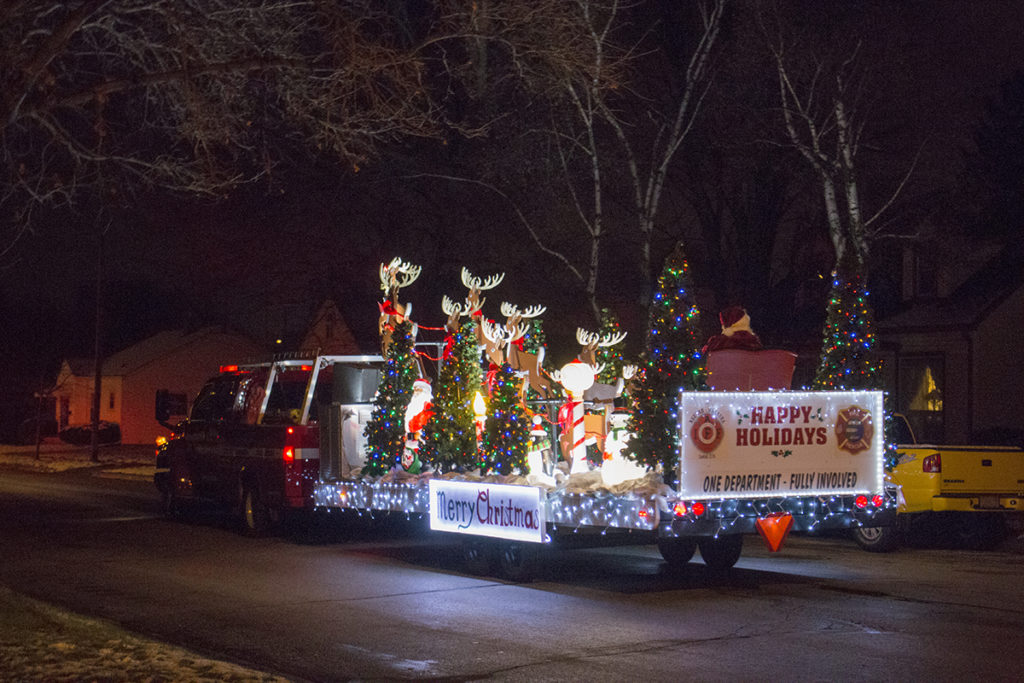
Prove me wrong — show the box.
[363,320,418,476]
[812,255,881,391]
[480,362,530,475]
[419,320,483,472]
[595,307,627,384]
[625,242,706,482]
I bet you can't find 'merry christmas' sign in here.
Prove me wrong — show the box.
[678,390,885,499]
[428,480,546,543]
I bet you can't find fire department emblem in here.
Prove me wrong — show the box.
[691,413,724,453]
[834,405,874,454]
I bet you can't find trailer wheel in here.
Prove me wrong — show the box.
[657,537,697,566]
[160,487,185,520]
[852,524,902,552]
[462,538,496,576]
[497,542,538,582]
[698,535,743,570]
[242,485,271,537]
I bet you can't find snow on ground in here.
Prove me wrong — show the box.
[0,441,295,681]
[0,439,156,477]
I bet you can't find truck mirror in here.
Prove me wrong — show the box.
[156,390,188,423]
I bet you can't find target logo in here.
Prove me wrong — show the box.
[690,413,724,453]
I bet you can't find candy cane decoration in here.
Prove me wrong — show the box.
[556,359,597,474]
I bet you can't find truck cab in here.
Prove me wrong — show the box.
[154,355,382,534]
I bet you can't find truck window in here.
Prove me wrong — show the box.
[235,368,270,425]
[190,376,240,423]
[262,366,313,424]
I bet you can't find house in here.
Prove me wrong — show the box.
[298,299,361,355]
[876,241,1024,445]
[53,327,263,445]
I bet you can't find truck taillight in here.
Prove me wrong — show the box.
[283,446,295,464]
[922,453,941,473]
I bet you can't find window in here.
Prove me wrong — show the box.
[898,355,944,443]
[190,377,240,423]
[915,253,938,298]
[108,392,115,410]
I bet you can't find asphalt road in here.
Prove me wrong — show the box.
[1,468,1023,681]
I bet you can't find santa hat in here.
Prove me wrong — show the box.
[719,306,747,329]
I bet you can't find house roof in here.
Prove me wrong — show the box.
[65,327,255,378]
[878,241,1024,333]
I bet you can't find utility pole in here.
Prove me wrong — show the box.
[90,231,104,463]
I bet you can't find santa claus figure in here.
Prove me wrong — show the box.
[402,379,434,473]
[702,305,764,354]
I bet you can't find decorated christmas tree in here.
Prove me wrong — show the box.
[479,362,530,475]
[625,242,706,481]
[595,307,627,385]
[419,319,483,472]
[363,320,418,476]
[812,254,881,391]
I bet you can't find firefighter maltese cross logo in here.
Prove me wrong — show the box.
[834,405,874,454]
[690,412,725,453]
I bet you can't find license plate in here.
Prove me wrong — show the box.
[975,495,1001,509]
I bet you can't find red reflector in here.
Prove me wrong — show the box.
[922,453,941,473]
[673,502,687,517]
[287,427,295,435]
[691,502,705,517]
[871,494,884,507]
[283,446,295,463]
[638,508,650,519]
[219,364,238,373]
[855,495,868,508]
[300,365,312,372]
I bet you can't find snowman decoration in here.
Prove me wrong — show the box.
[402,379,433,473]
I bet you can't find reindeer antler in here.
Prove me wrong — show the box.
[501,302,547,319]
[380,258,422,292]
[442,295,469,318]
[576,327,627,348]
[481,319,527,349]
[461,267,505,291]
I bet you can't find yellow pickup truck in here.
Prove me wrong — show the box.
[853,416,1024,551]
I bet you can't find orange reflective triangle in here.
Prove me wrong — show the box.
[755,513,794,552]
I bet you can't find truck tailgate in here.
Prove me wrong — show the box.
[932,446,1024,495]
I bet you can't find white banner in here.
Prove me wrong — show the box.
[428,480,546,543]
[678,390,885,498]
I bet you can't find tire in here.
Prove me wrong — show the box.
[160,487,184,520]
[497,542,538,582]
[698,535,743,570]
[657,537,698,566]
[852,524,902,552]
[462,538,496,576]
[241,485,271,537]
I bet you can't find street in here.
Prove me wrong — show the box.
[1,467,1023,681]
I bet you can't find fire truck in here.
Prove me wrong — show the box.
[156,349,896,580]
[154,355,382,535]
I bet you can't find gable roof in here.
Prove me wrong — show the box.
[878,241,1024,333]
[64,327,257,378]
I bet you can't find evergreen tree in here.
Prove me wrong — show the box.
[480,363,530,475]
[812,254,881,391]
[363,320,418,476]
[595,307,626,384]
[419,320,483,472]
[625,243,706,482]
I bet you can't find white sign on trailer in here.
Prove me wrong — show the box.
[678,390,885,499]
[428,480,546,543]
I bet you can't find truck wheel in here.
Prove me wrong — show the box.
[852,525,902,552]
[497,542,538,582]
[160,488,185,520]
[462,538,496,576]
[698,535,743,570]
[241,485,271,537]
[657,537,697,566]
